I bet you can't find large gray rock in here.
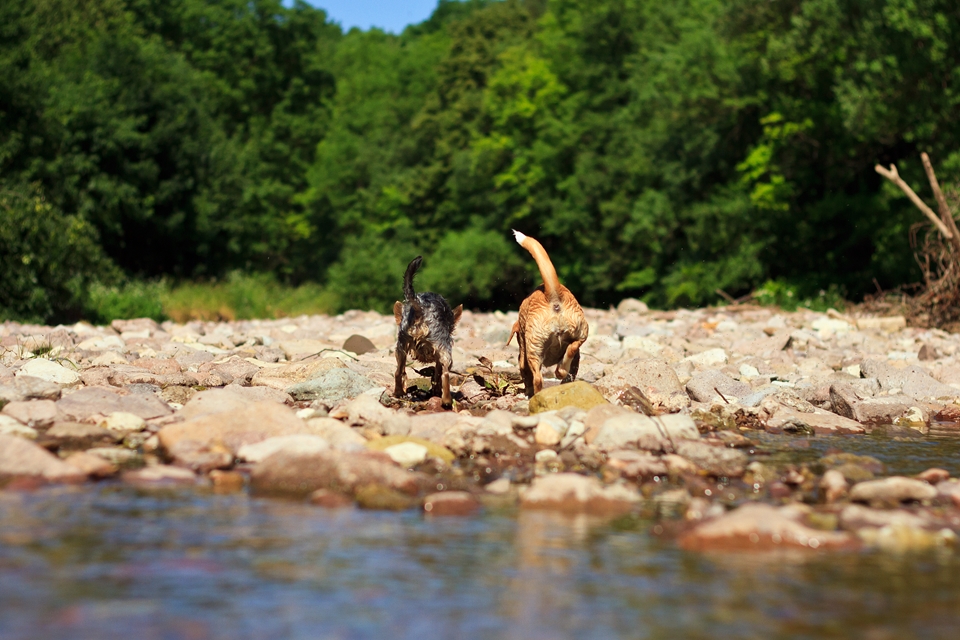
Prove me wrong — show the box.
[594,357,690,411]
[286,368,376,402]
[304,417,368,450]
[685,370,751,403]
[43,422,120,450]
[764,403,865,435]
[591,413,698,452]
[860,359,957,400]
[0,433,87,484]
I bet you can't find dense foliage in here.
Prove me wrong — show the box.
[2,0,959,321]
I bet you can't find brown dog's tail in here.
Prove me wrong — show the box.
[403,256,423,302]
[513,230,560,301]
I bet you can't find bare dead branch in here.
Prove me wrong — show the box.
[875,163,953,239]
[921,153,960,253]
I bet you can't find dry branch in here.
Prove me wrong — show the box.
[921,152,960,253]
[875,163,953,239]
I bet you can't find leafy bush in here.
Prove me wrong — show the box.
[84,280,166,324]
[0,183,118,323]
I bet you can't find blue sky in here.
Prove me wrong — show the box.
[306,0,442,33]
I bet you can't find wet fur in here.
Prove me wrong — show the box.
[393,256,462,407]
[507,231,588,397]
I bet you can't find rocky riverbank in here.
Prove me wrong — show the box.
[3,301,960,553]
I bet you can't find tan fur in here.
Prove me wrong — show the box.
[509,231,588,397]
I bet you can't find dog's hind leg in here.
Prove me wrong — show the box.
[394,347,408,398]
[437,351,453,408]
[556,339,584,383]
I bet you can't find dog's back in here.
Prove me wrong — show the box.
[510,231,588,396]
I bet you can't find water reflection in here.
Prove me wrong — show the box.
[1,485,960,639]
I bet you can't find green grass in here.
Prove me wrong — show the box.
[84,272,338,324]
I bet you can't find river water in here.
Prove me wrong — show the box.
[3,431,960,639]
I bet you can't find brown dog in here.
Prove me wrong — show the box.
[393,256,463,407]
[507,230,588,397]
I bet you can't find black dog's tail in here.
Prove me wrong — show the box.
[403,256,423,302]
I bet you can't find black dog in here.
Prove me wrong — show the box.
[393,256,462,407]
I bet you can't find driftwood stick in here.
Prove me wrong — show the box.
[875,163,953,239]
[921,153,960,254]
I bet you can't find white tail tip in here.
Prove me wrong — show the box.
[512,229,527,245]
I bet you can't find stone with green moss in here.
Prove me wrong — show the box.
[528,381,608,414]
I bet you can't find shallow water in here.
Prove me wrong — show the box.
[3,432,960,639]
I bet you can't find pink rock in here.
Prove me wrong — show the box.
[63,451,118,478]
[678,503,856,551]
[57,386,172,420]
[820,469,849,503]
[1,399,58,427]
[765,404,865,435]
[121,465,197,487]
[916,468,950,485]
[158,401,306,457]
[520,473,640,514]
[423,491,481,516]
[0,433,86,485]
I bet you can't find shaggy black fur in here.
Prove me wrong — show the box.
[393,256,462,407]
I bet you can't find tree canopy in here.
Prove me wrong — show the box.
[2,0,959,322]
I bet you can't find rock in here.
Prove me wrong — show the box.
[178,388,256,420]
[209,469,245,492]
[0,433,87,484]
[100,411,147,433]
[534,413,568,446]
[678,503,856,551]
[250,450,423,498]
[1,399,58,427]
[838,504,932,531]
[86,447,142,467]
[857,524,957,552]
[764,404,865,435]
[304,417,368,450]
[158,401,307,458]
[286,367,376,402]
[591,412,698,452]
[820,452,886,475]
[343,334,377,355]
[616,298,649,314]
[820,469,849,503]
[0,415,37,439]
[520,473,640,514]
[829,384,924,425]
[528,381,608,414]
[250,357,347,390]
[310,488,354,508]
[237,434,331,463]
[228,385,292,405]
[673,441,747,478]
[918,343,937,361]
[63,451,118,478]
[121,465,197,487]
[383,442,429,467]
[683,348,728,368]
[856,316,906,332]
[365,435,455,465]
[423,491,481,516]
[685,370,751,403]
[57,386,172,421]
[935,479,960,507]
[355,484,417,511]
[605,450,668,479]
[15,359,80,385]
[331,393,409,435]
[8,376,62,401]
[860,359,957,400]
[594,358,690,412]
[43,422,120,450]
[916,468,950,485]
[849,476,938,506]
[112,318,160,334]
[408,413,462,442]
